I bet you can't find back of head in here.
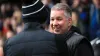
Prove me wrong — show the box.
[22,0,50,23]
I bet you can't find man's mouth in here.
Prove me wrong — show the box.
[53,28,60,32]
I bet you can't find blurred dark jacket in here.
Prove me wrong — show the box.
[3,22,69,56]
[91,30,100,56]
[65,26,94,56]
[91,38,100,56]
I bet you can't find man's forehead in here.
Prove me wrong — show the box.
[51,9,64,11]
[50,11,66,19]
[51,10,64,14]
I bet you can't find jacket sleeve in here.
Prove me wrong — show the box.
[74,42,94,56]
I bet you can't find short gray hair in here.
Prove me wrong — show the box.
[51,3,72,18]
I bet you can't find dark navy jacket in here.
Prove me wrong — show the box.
[3,22,63,56]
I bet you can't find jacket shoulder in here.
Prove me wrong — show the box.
[67,32,86,46]
[5,30,55,46]
[3,30,57,56]
[66,32,93,56]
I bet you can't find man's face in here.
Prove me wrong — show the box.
[93,0,100,8]
[50,10,71,34]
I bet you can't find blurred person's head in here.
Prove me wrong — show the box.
[60,0,67,4]
[0,3,6,14]
[22,0,50,24]
[10,17,17,32]
[92,0,100,8]
[50,3,72,34]
[0,3,12,14]
[10,17,17,26]
[41,0,52,5]
[72,9,79,26]
[12,3,21,10]
[5,3,12,11]
[11,10,21,28]
[11,10,22,27]
[60,0,71,6]
[72,0,80,8]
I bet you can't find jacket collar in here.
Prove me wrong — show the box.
[69,26,81,34]
[23,22,43,31]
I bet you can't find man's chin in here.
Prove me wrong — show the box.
[54,31,61,34]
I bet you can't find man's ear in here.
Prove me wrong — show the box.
[68,17,72,26]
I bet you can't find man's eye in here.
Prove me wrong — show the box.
[51,18,54,21]
[57,17,62,21]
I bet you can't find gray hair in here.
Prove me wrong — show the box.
[51,3,72,18]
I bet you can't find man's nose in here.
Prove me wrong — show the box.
[53,20,58,26]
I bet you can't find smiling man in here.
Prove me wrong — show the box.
[50,7,71,34]
[50,3,94,56]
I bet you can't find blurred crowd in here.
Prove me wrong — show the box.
[0,1,23,40]
[0,0,100,56]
